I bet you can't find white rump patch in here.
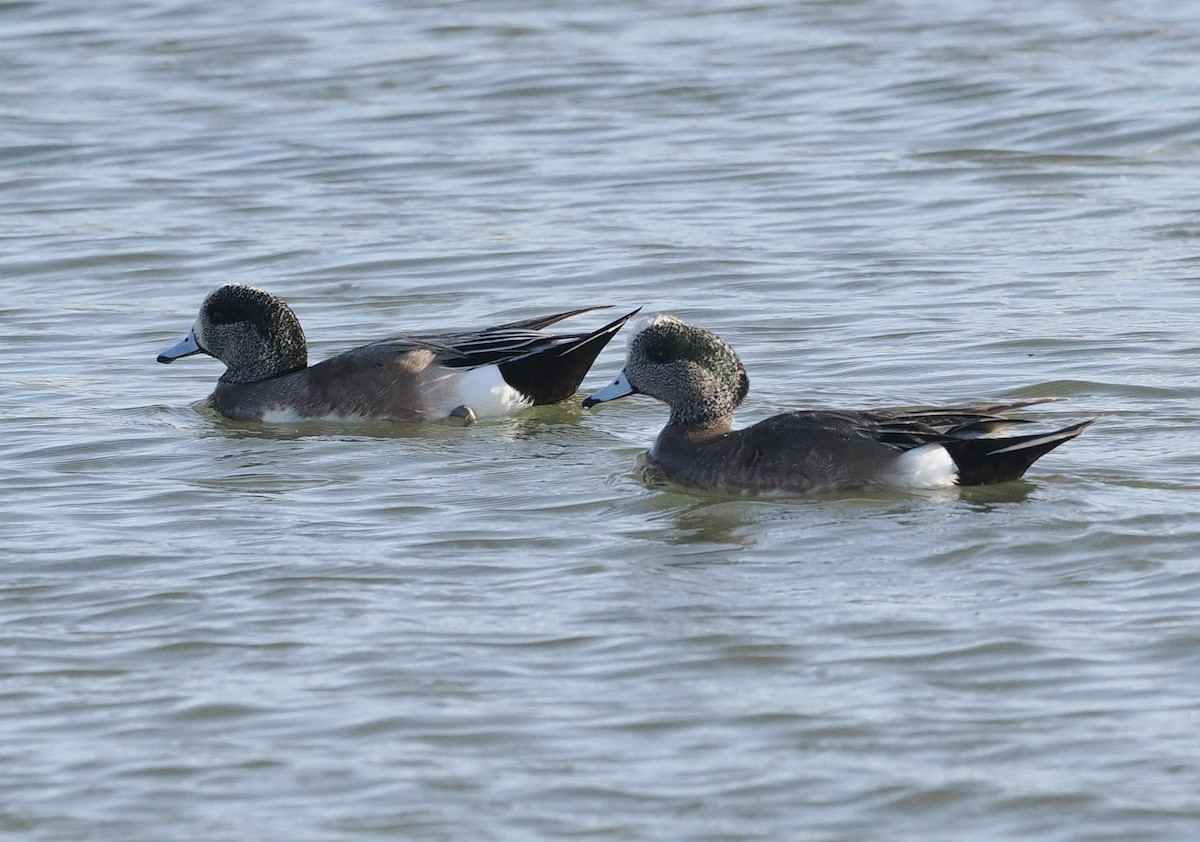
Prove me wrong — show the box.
[890,443,958,488]
[443,365,532,418]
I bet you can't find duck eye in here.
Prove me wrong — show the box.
[645,344,670,364]
[209,301,249,325]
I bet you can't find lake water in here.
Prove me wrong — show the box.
[3,0,1199,839]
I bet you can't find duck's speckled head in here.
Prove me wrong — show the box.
[158,284,308,383]
[583,314,749,427]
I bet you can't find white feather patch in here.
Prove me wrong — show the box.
[260,407,361,423]
[260,407,301,423]
[628,313,678,347]
[890,443,958,488]
[442,365,531,418]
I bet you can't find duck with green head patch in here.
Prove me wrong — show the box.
[583,314,1092,494]
[158,284,638,423]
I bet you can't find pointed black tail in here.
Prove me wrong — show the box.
[500,308,640,405]
[943,420,1094,486]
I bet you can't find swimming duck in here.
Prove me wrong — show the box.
[158,284,637,423]
[583,314,1092,493]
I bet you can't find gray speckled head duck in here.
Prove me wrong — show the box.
[158,284,307,383]
[583,314,1093,494]
[158,284,638,423]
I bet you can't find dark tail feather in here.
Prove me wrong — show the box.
[500,308,640,405]
[944,397,1068,416]
[943,420,1094,485]
[485,306,609,333]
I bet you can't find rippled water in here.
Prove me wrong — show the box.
[3,1,1199,839]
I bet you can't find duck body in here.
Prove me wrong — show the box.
[645,405,1091,494]
[584,314,1092,494]
[207,330,546,423]
[158,284,637,423]
[207,347,482,423]
[646,411,916,494]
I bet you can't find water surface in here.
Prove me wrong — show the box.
[2,1,1199,839]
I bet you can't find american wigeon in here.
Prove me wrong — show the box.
[158,284,638,423]
[583,314,1093,494]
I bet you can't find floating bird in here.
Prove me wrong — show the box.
[158,284,637,423]
[584,314,1092,493]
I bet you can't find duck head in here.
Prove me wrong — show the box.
[583,314,749,427]
[157,284,308,383]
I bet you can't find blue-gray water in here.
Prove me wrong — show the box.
[3,1,1199,839]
